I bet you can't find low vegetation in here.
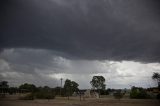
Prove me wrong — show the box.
[1,73,160,101]
[34,86,55,99]
[113,90,124,100]
[130,86,151,99]
[19,93,34,100]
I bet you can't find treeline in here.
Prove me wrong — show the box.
[0,72,160,100]
[0,79,79,100]
[20,85,55,100]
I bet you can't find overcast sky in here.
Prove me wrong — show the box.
[0,0,160,89]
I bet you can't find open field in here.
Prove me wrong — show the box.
[0,95,159,106]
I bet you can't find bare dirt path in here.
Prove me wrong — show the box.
[0,96,159,106]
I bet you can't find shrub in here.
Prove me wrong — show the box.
[19,93,34,100]
[34,91,55,99]
[157,93,160,99]
[113,90,123,100]
[100,89,109,95]
[130,87,150,99]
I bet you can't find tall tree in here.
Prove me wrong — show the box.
[152,72,160,87]
[71,81,79,92]
[0,81,9,97]
[90,76,106,96]
[0,81,9,88]
[19,83,37,92]
[64,79,79,100]
[64,79,72,100]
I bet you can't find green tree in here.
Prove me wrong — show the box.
[64,79,79,100]
[0,81,9,88]
[64,79,72,100]
[0,81,9,97]
[71,81,79,92]
[130,86,150,99]
[19,83,37,93]
[152,72,160,87]
[90,76,106,97]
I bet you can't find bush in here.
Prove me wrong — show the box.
[113,90,123,100]
[19,93,34,100]
[34,91,55,99]
[100,89,109,95]
[19,92,55,100]
[130,87,150,99]
[157,93,160,99]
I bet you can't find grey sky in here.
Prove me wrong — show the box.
[0,0,160,88]
[0,48,159,89]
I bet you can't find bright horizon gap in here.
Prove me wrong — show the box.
[0,48,159,89]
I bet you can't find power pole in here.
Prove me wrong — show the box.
[60,78,63,96]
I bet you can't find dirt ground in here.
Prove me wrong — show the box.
[0,95,159,106]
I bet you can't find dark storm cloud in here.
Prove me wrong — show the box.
[1,0,160,62]
[0,48,159,88]
[0,49,62,74]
